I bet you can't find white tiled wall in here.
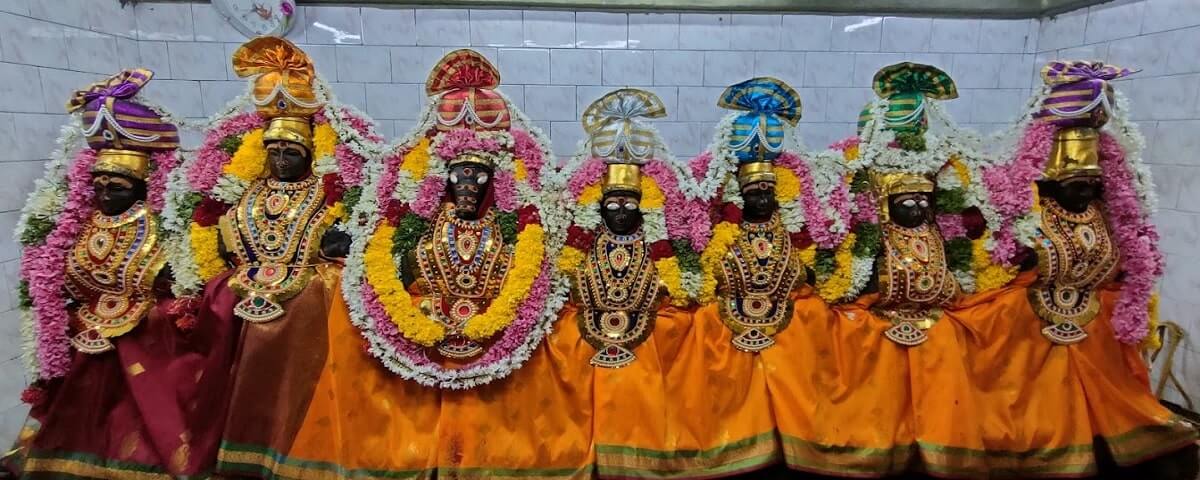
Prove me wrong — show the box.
[0,0,1196,442]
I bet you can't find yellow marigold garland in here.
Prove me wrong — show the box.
[798,245,816,271]
[698,222,739,304]
[365,224,445,346]
[817,233,857,301]
[844,145,860,162]
[365,222,547,345]
[1142,293,1162,351]
[462,225,545,339]
[225,128,266,181]
[190,223,225,282]
[401,138,432,179]
[514,158,528,181]
[313,123,337,161]
[774,166,801,202]
[947,155,971,185]
[577,184,602,206]
[971,233,1017,292]
[654,257,689,306]
[557,245,585,274]
[640,176,665,209]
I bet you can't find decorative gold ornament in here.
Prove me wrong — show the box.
[716,214,804,352]
[92,149,151,180]
[602,163,641,195]
[262,116,314,152]
[874,222,959,346]
[1044,127,1102,181]
[1029,198,1119,343]
[576,230,658,368]
[736,161,776,187]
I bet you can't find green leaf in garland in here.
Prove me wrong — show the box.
[219,135,242,155]
[671,239,701,274]
[17,281,31,309]
[392,213,430,258]
[895,131,926,152]
[496,212,518,245]
[850,169,871,193]
[851,222,882,258]
[943,237,973,272]
[813,249,836,279]
[342,186,363,214]
[935,188,967,214]
[19,216,55,246]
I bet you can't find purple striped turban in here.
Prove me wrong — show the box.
[66,68,180,152]
[1034,61,1136,128]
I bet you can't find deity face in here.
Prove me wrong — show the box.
[741,181,778,223]
[448,162,492,220]
[92,173,146,216]
[600,191,642,236]
[265,140,311,181]
[1043,176,1102,214]
[888,192,932,228]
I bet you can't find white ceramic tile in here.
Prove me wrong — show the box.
[391,46,448,83]
[780,15,832,51]
[168,41,228,81]
[330,82,365,110]
[417,9,468,46]
[949,53,1004,88]
[65,28,117,74]
[0,160,46,211]
[576,12,627,49]
[1122,74,1200,121]
[830,16,883,52]
[1150,165,1184,209]
[997,54,1034,89]
[1107,32,1170,77]
[679,13,730,50]
[143,79,205,118]
[977,19,1029,53]
[0,114,16,162]
[283,6,306,43]
[825,87,873,123]
[1085,1,1144,44]
[675,86,724,122]
[1152,120,1200,167]
[550,49,601,86]
[653,50,704,87]
[499,48,550,85]
[969,88,1024,123]
[363,83,420,120]
[730,14,781,51]
[305,6,362,45]
[8,113,60,160]
[134,2,193,41]
[1160,26,1200,76]
[801,122,856,149]
[199,80,245,117]
[1176,168,1200,214]
[703,50,755,87]
[1141,0,1200,34]
[470,9,522,47]
[523,85,576,121]
[602,49,652,86]
[336,45,390,83]
[303,44,339,81]
[191,3,245,43]
[904,53,955,72]
[576,86,610,116]
[0,0,27,15]
[1055,43,1107,62]
[753,51,805,88]
[880,17,931,53]
[804,52,855,88]
[139,41,172,78]
[654,122,708,157]
[851,52,905,87]
[929,18,980,53]
[37,67,97,113]
[87,0,137,38]
[1037,9,1087,52]
[630,85,677,117]
[361,8,416,46]
[1157,210,1200,256]
[0,12,69,69]
[0,211,15,262]
[116,36,140,67]
[941,89,974,123]
[550,120,585,156]
[30,0,87,29]
[627,13,678,50]
[1023,19,1040,54]
[796,87,829,122]
[523,10,574,48]
[0,63,41,114]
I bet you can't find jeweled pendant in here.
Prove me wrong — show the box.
[87,229,116,260]
[265,192,290,217]
[1042,322,1087,345]
[751,237,772,259]
[590,344,636,368]
[234,294,285,323]
[884,322,927,346]
[732,328,774,352]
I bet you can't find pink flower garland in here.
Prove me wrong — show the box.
[512,129,545,190]
[567,157,606,197]
[853,191,879,225]
[983,122,1054,264]
[334,144,364,187]
[643,159,712,251]
[936,214,968,239]
[434,129,501,160]
[1098,132,1162,345]
[147,150,178,212]
[410,176,445,218]
[778,152,851,249]
[375,150,405,204]
[187,112,264,191]
[492,171,518,212]
[23,149,97,379]
[830,136,860,151]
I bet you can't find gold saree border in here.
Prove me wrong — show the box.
[23,449,205,480]
[1103,416,1199,466]
[219,442,433,480]
[594,430,781,478]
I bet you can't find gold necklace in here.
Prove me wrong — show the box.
[577,229,659,368]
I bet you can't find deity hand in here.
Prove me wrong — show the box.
[320,229,351,259]
[152,264,176,298]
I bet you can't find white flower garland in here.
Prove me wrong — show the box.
[682,113,740,201]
